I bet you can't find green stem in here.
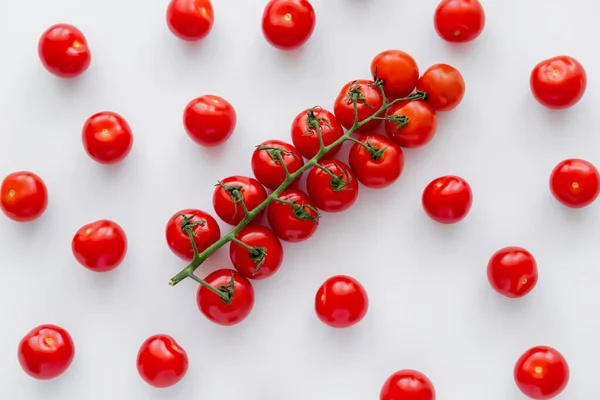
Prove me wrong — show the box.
[231,237,258,254]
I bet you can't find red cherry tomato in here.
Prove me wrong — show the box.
[0,171,48,222]
[514,346,569,400]
[165,209,221,262]
[18,324,75,380]
[82,111,133,164]
[72,220,127,272]
[183,95,236,147]
[434,0,485,43]
[487,246,538,298]
[38,24,91,78]
[213,176,268,225]
[333,80,384,133]
[267,188,319,242]
[166,0,214,41]
[422,175,472,224]
[306,159,359,212]
[262,0,316,50]
[230,225,283,279]
[251,139,305,190]
[290,107,344,159]
[137,334,189,388]
[370,50,419,100]
[385,100,437,148]
[530,56,587,110]
[314,275,368,328]
[416,64,465,111]
[380,369,436,400]
[196,269,255,326]
[348,134,404,189]
[550,158,600,208]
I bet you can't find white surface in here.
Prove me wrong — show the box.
[0,0,599,398]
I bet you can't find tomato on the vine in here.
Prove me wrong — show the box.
[251,139,305,190]
[306,159,359,212]
[82,111,133,164]
[416,64,465,111]
[0,171,48,222]
[290,107,344,159]
[385,100,437,148]
[422,175,472,224]
[550,158,600,208]
[166,0,214,41]
[18,324,75,380]
[530,56,587,109]
[213,176,268,225]
[72,220,127,272]
[267,188,319,242]
[514,346,569,399]
[183,95,236,147]
[262,0,316,50]
[38,24,91,78]
[333,80,384,133]
[370,50,419,100]
[348,134,404,189]
[380,369,436,400]
[165,209,221,262]
[137,334,189,388]
[315,275,368,328]
[487,246,538,299]
[434,0,486,43]
[230,225,283,279]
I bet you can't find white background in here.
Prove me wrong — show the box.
[0,0,598,398]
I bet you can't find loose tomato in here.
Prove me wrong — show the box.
[422,175,472,224]
[385,100,437,148]
[213,176,268,225]
[514,346,569,399]
[82,111,133,164]
[306,159,359,212]
[196,269,255,326]
[333,80,384,133]
[348,134,404,189]
[137,334,189,388]
[370,50,419,100]
[72,220,127,272]
[380,369,436,400]
[290,107,344,159]
[267,188,319,242]
[165,209,221,262]
[262,0,316,50]
[166,0,214,41]
[434,0,486,43]
[251,139,305,190]
[230,225,283,279]
[0,171,48,222]
[38,24,91,78]
[416,64,465,111]
[314,275,368,328]
[183,95,236,147]
[18,324,75,380]
[487,246,538,298]
[530,56,587,110]
[550,158,600,208]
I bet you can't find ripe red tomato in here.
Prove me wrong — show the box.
[183,95,236,147]
[72,220,127,272]
[166,0,214,41]
[0,171,48,222]
[348,134,404,189]
[229,225,283,279]
[306,159,359,212]
[196,269,255,326]
[434,0,485,43]
[251,139,305,190]
[82,111,133,164]
[530,56,587,109]
[314,275,368,328]
[550,158,600,208]
[514,346,569,399]
[487,246,538,298]
[290,107,344,159]
[137,334,189,388]
[262,0,316,50]
[422,175,472,224]
[18,324,75,380]
[416,64,465,111]
[213,176,268,225]
[38,24,91,78]
[333,80,384,133]
[380,369,436,400]
[370,50,419,100]
[267,188,319,242]
[385,100,437,148]
[165,209,221,262]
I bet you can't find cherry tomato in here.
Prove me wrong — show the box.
[72,220,127,272]
[290,107,344,159]
[166,0,214,41]
[370,50,419,100]
[380,369,436,400]
[267,188,319,242]
[18,324,75,380]
[416,64,465,111]
[306,159,359,212]
[165,209,221,262]
[230,225,283,279]
[137,334,189,388]
[82,111,133,164]
[434,0,485,43]
[251,139,305,190]
[213,176,268,225]
[550,158,600,208]
[314,275,368,328]
[487,246,538,298]
[183,95,236,147]
[348,134,404,189]
[514,346,569,399]
[262,0,316,50]
[422,175,472,224]
[530,56,587,110]
[196,269,255,326]
[385,100,437,148]
[0,172,48,222]
[38,24,91,78]
[333,80,384,133]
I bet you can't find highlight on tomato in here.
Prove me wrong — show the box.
[230,225,283,280]
[0,171,48,222]
[72,219,128,272]
[434,0,486,43]
[487,246,538,298]
[82,111,133,164]
[38,23,91,78]
[422,175,472,224]
[165,209,221,262]
[137,334,189,388]
[167,0,214,41]
[380,369,436,400]
[530,56,587,109]
[183,95,236,147]
[262,0,316,50]
[314,275,369,328]
[416,64,465,111]
[549,158,600,208]
[18,324,75,380]
[514,346,569,399]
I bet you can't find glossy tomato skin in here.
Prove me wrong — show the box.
[262,0,316,50]
[385,100,437,148]
[315,275,368,328]
[72,220,127,272]
[38,24,91,78]
[82,112,133,164]
[348,134,404,189]
[251,139,305,190]
[416,64,465,111]
[230,225,283,279]
[267,188,319,242]
[434,0,485,43]
[213,176,268,225]
[334,80,384,133]
[370,50,419,100]
[291,108,344,159]
[0,172,48,222]
[550,158,600,208]
[487,247,538,298]
[165,209,221,262]
[18,324,75,380]
[514,346,569,399]
[137,334,189,388]
[183,95,236,147]
[530,56,587,110]
[422,175,472,224]
[166,0,214,41]
[306,159,359,212]
[197,269,255,326]
[380,369,436,400]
